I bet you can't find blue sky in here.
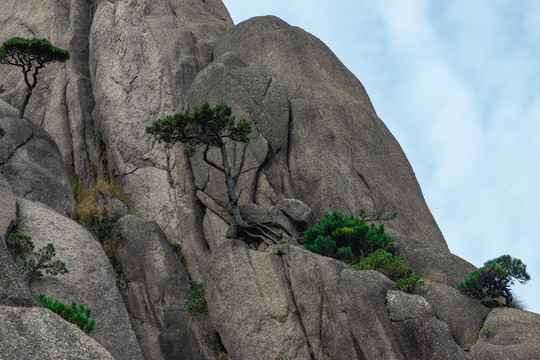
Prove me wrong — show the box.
[222,0,540,313]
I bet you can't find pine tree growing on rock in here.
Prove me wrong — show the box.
[0,37,70,119]
[147,102,252,227]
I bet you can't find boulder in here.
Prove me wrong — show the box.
[468,307,540,360]
[113,215,195,360]
[15,198,144,360]
[213,16,447,250]
[386,290,435,322]
[0,305,115,360]
[417,281,489,350]
[0,113,75,214]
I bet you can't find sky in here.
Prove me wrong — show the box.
[222,0,540,314]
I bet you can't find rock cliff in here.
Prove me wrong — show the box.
[0,1,538,359]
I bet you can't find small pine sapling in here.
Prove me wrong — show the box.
[38,294,95,334]
[23,243,69,284]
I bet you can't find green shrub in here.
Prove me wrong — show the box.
[457,255,530,307]
[299,211,394,264]
[184,281,207,313]
[352,249,423,292]
[38,294,95,334]
[23,243,69,285]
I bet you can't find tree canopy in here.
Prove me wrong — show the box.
[147,102,252,226]
[0,37,70,118]
[457,254,530,307]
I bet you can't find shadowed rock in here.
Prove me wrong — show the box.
[0,109,75,214]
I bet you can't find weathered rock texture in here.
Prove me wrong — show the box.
[113,215,213,360]
[205,242,467,360]
[212,16,447,250]
[468,307,540,360]
[0,110,75,214]
[88,0,234,280]
[0,305,115,360]
[16,198,144,360]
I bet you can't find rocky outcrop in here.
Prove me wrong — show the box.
[205,241,467,360]
[0,111,75,214]
[212,16,447,250]
[469,307,540,360]
[0,305,115,359]
[16,198,144,360]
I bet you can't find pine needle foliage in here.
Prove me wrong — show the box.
[353,249,423,292]
[457,255,530,307]
[299,211,394,264]
[146,102,251,227]
[38,294,95,334]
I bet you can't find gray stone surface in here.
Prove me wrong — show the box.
[113,215,192,360]
[16,198,144,360]
[204,240,312,360]
[387,290,435,322]
[88,0,233,281]
[418,280,489,350]
[0,173,16,239]
[0,113,75,214]
[0,305,115,360]
[213,16,447,250]
[468,307,540,360]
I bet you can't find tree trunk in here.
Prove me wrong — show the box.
[19,86,33,119]
[220,142,244,226]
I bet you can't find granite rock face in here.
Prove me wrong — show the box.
[113,215,203,360]
[0,0,98,180]
[213,16,447,250]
